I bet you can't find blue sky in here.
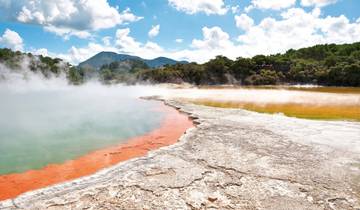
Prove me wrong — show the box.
[0,0,360,64]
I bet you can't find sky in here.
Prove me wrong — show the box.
[0,0,360,65]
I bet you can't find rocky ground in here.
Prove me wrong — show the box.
[1,99,360,210]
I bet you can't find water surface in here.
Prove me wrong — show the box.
[0,85,164,175]
[166,86,360,121]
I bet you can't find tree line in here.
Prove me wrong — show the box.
[0,48,84,84]
[138,42,360,87]
[1,42,360,86]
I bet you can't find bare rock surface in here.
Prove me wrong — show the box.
[1,100,360,210]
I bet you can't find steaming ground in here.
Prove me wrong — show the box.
[156,86,360,121]
[159,87,360,106]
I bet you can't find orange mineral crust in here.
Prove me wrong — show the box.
[0,103,193,201]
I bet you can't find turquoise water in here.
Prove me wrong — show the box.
[0,85,164,175]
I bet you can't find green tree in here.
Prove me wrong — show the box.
[67,67,83,85]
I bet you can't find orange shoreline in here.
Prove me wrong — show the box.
[0,102,193,201]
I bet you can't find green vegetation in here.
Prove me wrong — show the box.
[0,48,23,69]
[0,48,151,85]
[98,59,149,84]
[67,67,84,85]
[138,42,360,87]
[1,42,360,86]
[78,51,187,69]
[0,48,83,85]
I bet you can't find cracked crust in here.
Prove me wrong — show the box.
[1,99,359,210]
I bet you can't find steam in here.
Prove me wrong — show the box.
[0,67,170,141]
[0,64,171,174]
[0,55,70,92]
[161,88,360,107]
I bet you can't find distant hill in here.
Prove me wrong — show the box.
[78,52,188,69]
[145,57,187,68]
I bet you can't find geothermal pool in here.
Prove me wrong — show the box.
[0,85,165,175]
[165,86,360,121]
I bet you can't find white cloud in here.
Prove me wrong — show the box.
[166,26,237,63]
[301,0,337,7]
[169,8,360,63]
[231,5,240,14]
[57,7,360,66]
[148,24,160,38]
[235,14,254,31]
[102,36,112,46]
[144,41,163,51]
[175,38,183,43]
[115,28,164,55]
[245,0,296,11]
[115,28,142,53]
[168,0,228,15]
[116,8,144,26]
[44,26,92,40]
[192,26,233,50]
[0,0,143,39]
[0,29,24,51]
[237,8,360,56]
[32,48,49,56]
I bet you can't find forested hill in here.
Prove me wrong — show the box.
[78,51,188,69]
[139,42,360,87]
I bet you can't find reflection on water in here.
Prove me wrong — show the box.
[0,85,164,175]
